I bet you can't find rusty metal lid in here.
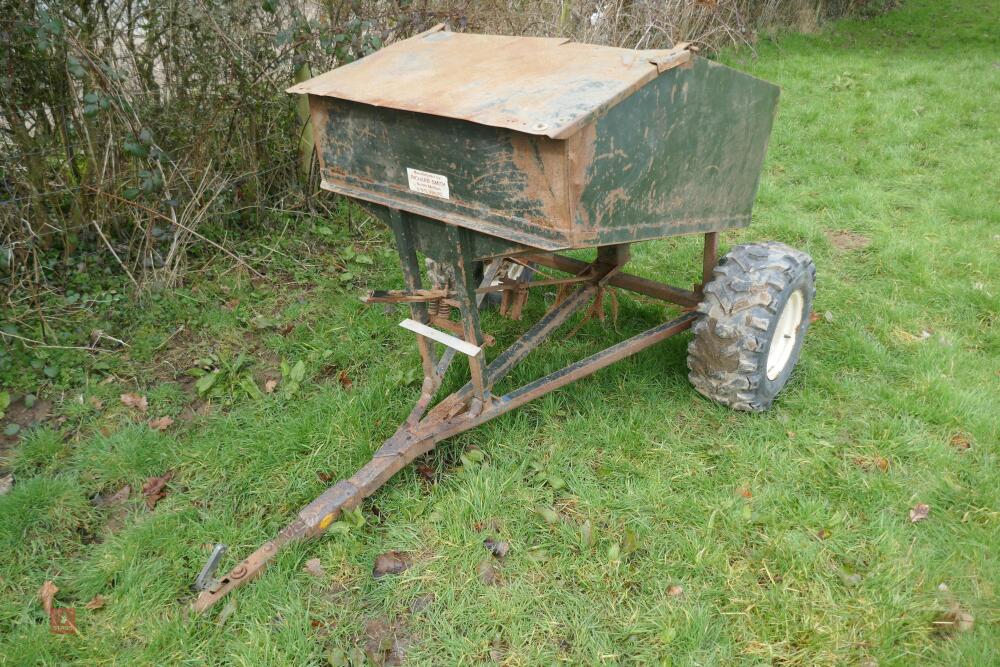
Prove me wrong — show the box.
[287,25,690,140]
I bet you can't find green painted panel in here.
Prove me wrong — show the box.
[363,204,532,262]
[577,57,780,244]
[312,97,572,248]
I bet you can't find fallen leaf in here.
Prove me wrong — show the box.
[303,558,325,578]
[120,393,148,413]
[949,433,972,451]
[483,537,510,560]
[909,503,930,523]
[0,474,13,496]
[84,594,105,610]
[338,370,353,390]
[372,551,410,579]
[934,602,974,636]
[317,471,333,483]
[853,455,889,472]
[477,560,499,586]
[264,378,278,393]
[736,486,753,499]
[148,415,174,431]
[416,465,435,483]
[38,580,58,614]
[141,470,175,509]
[667,584,684,597]
[809,311,821,324]
[817,528,831,540]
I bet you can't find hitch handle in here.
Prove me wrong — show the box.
[194,544,228,592]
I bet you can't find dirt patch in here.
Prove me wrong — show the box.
[1,395,53,449]
[825,229,872,251]
[362,616,412,666]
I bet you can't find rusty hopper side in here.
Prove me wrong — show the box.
[289,25,779,251]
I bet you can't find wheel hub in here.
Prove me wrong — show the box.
[766,289,804,380]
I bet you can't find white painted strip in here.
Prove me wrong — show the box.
[399,319,482,357]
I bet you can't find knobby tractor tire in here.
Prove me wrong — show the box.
[687,242,816,412]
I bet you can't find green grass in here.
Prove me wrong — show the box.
[1,0,998,664]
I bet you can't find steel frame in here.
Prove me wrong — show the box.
[191,212,715,613]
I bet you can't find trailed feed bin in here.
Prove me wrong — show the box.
[192,25,816,612]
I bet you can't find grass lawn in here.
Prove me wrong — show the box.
[1,0,998,664]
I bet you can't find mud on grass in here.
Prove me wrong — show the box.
[2,0,999,664]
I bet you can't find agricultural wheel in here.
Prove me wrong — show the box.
[687,242,815,412]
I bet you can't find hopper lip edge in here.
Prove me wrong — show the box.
[286,38,694,139]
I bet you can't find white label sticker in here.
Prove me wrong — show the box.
[406,168,450,199]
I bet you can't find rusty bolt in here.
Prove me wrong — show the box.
[231,564,247,579]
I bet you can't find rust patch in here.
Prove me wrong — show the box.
[289,30,687,140]
[603,187,630,217]
[565,122,598,241]
[509,134,571,230]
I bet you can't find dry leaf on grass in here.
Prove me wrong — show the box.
[949,433,972,451]
[303,558,325,578]
[667,584,684,597]
[483,537,510,560]
[338,370,353,390]
[120,393,148,412]
[736,486,753,499]
[148,416,174,431]
[84,595,105,610]
[141,470,175,509]
[372,551,410,579]
[909,503,930,523]
[38,580,58,614]
[0,474,13,496]
[264,378,278,393]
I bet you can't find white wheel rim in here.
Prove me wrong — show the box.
[766,290,804,380]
